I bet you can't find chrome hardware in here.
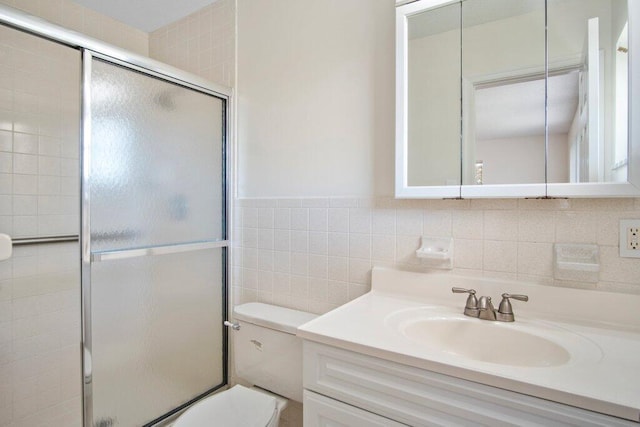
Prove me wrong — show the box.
[478,296,497,321]
[451,287,479,317]
[454,289,529,322]
[224,320,240,330]
[497,293,529,322]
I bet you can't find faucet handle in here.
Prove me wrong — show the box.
[498,293,529,315]
[452,287,476,295]
[451,287,478,310]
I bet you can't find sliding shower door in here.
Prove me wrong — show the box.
[82,52,228,427]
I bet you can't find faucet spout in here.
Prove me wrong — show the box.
[477,296,497,321]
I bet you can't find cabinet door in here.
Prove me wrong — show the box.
[304,390,406,427]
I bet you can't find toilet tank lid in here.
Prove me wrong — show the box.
[234,303,317,334]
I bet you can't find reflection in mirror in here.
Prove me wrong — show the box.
[547,0,628,183]
[461,0,546,186]
[407,3,461,187]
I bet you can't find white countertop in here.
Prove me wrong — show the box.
[297,267,640,422]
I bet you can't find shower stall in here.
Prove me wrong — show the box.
[0,5,230,427]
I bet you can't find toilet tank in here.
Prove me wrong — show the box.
[233,303,317,402]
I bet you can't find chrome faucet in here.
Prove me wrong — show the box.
[452,288,528,322]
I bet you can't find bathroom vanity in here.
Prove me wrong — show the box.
[297,267,640,426]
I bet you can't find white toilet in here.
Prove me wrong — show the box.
[174,302,317,427]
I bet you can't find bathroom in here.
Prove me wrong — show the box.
[0,0,639,426]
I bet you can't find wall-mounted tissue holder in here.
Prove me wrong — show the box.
[416,236,453,269]
[0,234,12,261]
[554,243,599,283]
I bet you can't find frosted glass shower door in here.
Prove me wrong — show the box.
[83,53,228,427]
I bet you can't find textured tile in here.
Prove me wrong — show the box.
[274,208,291,229]
[349,208,371,234]
[396,209,423,235]
[290,231,308,253]
[328,256,348,282]
[518,210,555,243]
[309,232,328,255]
[470,199,518,210]
[256,207,274,229]
[453,239,483,270]
[600,246,640,284]
[290,253,308,276]
[556,212,597,244]
[328,232,348,257]
[517,242,553,277]
[290,208,309,230]
[348,258,371,285]
[349,233,371,260]
[395,235,420,265]
[372,234,395,262]
[372,208,395,235]
[328,208,349,232]
[309,208,328,231]
[423,210,452,237]
[483,240,518,273]
[309,254,328,279]
[257,228,274,250]
[484,210,518,241]
[452,210,483,239]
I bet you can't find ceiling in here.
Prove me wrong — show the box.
[72,0,217,32]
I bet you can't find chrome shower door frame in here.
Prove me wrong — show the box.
[81,50,232,426]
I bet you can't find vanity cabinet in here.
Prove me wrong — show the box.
[302,341,636,427]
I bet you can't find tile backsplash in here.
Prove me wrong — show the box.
[233,197,640,315]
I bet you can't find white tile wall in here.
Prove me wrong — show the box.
[234,197,640,315]
[0,24,81,239]
[0,242,81,427]
[149,0,235,87]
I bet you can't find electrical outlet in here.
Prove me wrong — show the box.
[620,220,640,258]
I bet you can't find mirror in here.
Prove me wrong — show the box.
[461,0,546,187]
[407,2,461,188]
[547,0,629,184]
[396,0,640,198]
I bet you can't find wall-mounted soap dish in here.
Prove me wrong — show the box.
[416,236,453,269]
[554,243,599,283]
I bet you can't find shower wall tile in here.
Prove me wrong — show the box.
[0,243,81,427]
[149,0,235,87]
[235,197,640,315]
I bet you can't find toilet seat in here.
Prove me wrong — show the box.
[173,385,278,427]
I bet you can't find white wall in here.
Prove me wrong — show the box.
[237,0,395,198]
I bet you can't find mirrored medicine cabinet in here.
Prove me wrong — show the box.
[396,0,640,198]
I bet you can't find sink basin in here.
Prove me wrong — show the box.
[386,307,602,368]
[403,318,569,367]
